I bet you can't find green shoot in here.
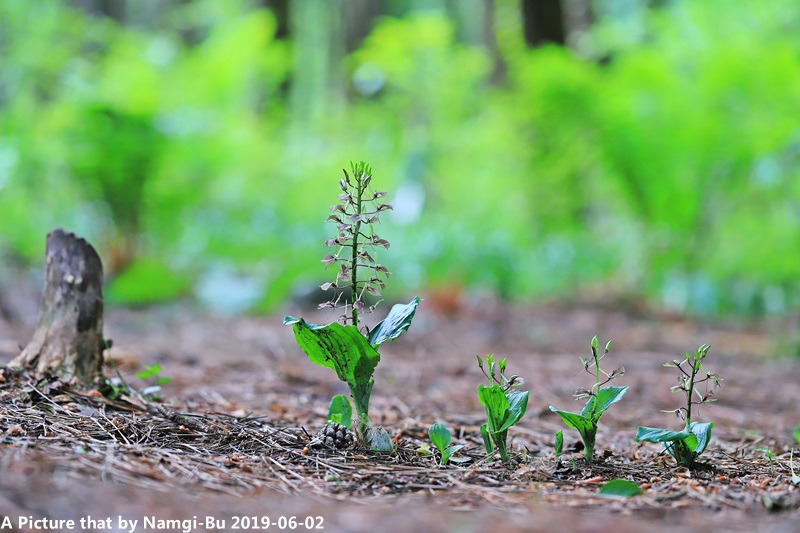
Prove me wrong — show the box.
[755,447,775,472]
[327,394,353,429]
[554,430,563,460]
[476,354,529,462]
[636,344,722,469]
[428,423,466,466]
[550,336,627,463]
[284,162,421,451]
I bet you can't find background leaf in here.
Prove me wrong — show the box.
[688,421,714,455]
[598,479,643,498]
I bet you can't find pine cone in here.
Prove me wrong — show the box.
[315,423,353,449]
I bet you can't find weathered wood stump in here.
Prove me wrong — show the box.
[10,229,105,381]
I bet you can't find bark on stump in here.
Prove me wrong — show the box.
[10,229,105,381]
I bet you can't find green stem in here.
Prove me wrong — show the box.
[584,431,596,463]
[685,355,698,428]
[350,173,363,329]
[351,378,374,441]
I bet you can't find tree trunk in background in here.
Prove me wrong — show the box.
[10,229,105,381]
[521,0,567,47]
[342,0,384,54]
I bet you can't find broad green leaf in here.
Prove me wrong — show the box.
[689,421,714,455]
[598,479,643,498]
[635,426,691,443]
[327,394,353,429]
[367,297,421,347]
[478,384,510,433]
[555,430,563,457]
[550,407,594,435]
[287,318,380,387]
[428,423,451,452]
[580,386,628,422]
[498,390,529,432]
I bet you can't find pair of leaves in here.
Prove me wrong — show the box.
[428,423,467,465]
[478,385,529,460]
[549,386,628,460]
[478,386,529,435]
[635,421,714,467]
[284,297,421,389]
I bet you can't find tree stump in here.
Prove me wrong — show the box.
[10,229,105,381]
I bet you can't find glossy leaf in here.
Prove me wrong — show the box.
[478,384,509,433]
[580,386,628,422]
[635,426,691,444]
[498,389,529,433]
[368,297,421,347]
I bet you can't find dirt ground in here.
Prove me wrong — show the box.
[1,280,800,532]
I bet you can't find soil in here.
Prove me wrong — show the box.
[1,282,799,532]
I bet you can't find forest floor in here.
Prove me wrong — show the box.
[1,283,800,532]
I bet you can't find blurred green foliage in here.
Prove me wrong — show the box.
[1,0,799,316]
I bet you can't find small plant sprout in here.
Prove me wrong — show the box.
[554,430,564,460]
[755,447,776,472]
[327,394,353,428]
[136,362,172,400]
[284,162,421,451]
[476,354,529,462]
[549,336,628,464]
[636,344,723,469]
[428,423,466,466]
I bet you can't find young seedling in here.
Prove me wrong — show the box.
[284,162,421,451]
[327,394,353,428]
[476,354,529,462]
[755,447,776,472]
[636,344,722,469]
[549,336,627,463]
[554,430,564,460]
[428,423,466,466]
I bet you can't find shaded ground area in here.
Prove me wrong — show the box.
[1,285,800,531]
